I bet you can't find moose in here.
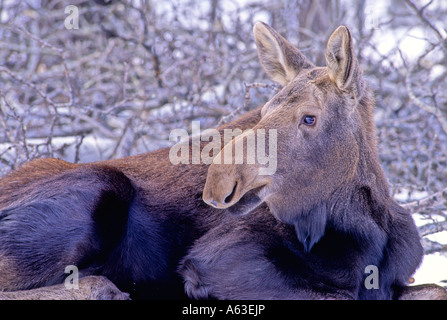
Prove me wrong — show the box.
[0,22,446,300]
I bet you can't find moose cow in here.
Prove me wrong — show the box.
[0,22,446,300]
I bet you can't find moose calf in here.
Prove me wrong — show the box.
[0,22,446,300]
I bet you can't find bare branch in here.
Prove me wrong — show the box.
[217,82,280,125]
[421,238,447,257]
[403,0,447,52]
[402,187,447,214]
[404,48,447,135]
[419,220,447,237]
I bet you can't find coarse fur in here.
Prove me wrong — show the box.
[0,23,445,300]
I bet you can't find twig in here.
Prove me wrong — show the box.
[0,89,30,161]
[402,187,447,213]
[419,220,447,237]
[403,0,447,52]
[12,24,64,54]
[404,47,447,135]
[122,62,129,99]
[0,66,71,109]
[421,238,447,256]
[74,135,85,163]
[217,82,280,125]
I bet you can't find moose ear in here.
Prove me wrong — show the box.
[253,22,314,86]
[325,26,364,99]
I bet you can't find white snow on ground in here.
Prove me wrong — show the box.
[394,189,447,287]
[411,226,447,286]
[413,252,447,287]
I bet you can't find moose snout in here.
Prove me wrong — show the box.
[203,160,271,211]
[203,173,239,209]
[203,129,273,211]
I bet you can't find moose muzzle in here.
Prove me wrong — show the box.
[202,130,273,211]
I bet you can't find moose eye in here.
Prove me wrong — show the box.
[301,115,316,126]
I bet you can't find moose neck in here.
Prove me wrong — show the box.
[354,91,391,203]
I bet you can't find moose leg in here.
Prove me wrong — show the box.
[0,163,133,293]
[0,276,130,300]
[179,256,353,300]
[178,220,355,301]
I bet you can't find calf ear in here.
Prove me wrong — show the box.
[325,26,365,100]
[253,22,314,86]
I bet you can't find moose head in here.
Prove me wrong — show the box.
[203,22,389,252]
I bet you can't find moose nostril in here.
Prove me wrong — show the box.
[209,200,218,207]
[223,182,237,205]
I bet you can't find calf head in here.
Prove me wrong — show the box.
[203,22,378,251]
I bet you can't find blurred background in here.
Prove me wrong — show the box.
[0,0,446,284]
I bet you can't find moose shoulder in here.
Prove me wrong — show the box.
[0,22,445,300]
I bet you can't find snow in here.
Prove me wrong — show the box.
[413,253,447,287]
[395,187,447,288]
[413,225,447,287]
[390,188,447,287]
